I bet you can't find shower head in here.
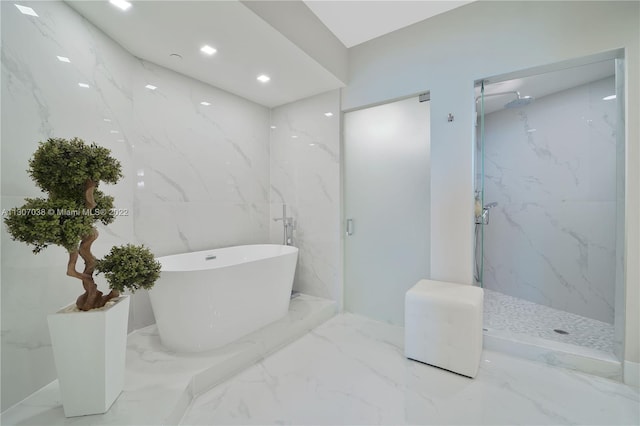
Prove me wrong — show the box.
[504,95,535,109]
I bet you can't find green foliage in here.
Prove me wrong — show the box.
[4,137,122,253]
[4,198,94,253]
[96,244,161,293]
[28,137,122,199]
[5,137,161,297]
[93,190,116,226]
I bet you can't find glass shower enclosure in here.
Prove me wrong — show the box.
[473,55,625,362]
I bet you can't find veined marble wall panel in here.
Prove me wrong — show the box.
[1,1,137,410]
[269,90,341,306]
[132,60,270,255]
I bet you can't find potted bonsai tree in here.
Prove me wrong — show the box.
[4,137,161,417]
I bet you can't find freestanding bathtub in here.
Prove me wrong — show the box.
[148,244,298,352]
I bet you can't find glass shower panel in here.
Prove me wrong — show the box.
[481,61,619,329]
[344,96,430,325]
[474,82,486,286]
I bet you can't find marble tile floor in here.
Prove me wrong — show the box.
[180,312,639,426]
[0,294,336,426]
[483,288,614,352]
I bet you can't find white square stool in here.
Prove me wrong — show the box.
[405,279,484,378]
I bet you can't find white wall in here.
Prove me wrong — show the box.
[483,77,617,324]
[1,1,271,410]
[269,90,342,304]
[343,0,639,366]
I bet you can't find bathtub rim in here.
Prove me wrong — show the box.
[156,244,298,272]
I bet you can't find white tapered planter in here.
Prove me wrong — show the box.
[47,295,129,417]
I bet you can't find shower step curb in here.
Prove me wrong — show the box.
[483,327,622,382]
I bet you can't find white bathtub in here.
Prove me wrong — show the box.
[148,244,298,352]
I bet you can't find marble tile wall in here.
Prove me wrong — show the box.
[131,60,271,256]
[483,77,617,324]
[269,91,342,306]
[1,1,137,411]
[1,1,272,410]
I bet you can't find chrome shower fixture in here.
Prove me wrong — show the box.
[475,91,535,109]
[504,95,535,108]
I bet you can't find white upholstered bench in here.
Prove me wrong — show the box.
[404,279,484,378]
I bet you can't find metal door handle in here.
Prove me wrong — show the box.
[346,218,354,236]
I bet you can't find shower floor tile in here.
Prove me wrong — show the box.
[483,288,615,353]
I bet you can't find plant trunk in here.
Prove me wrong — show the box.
[73,179,119,311]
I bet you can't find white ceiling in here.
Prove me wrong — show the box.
[304,1,474,48]
[66,0,345,108]
[65,1,610,111]
[65,0,475,108]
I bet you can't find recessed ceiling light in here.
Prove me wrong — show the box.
[270,125,276,129]
[602,95,616,101]
[324,112,333,117]
[104,118,112,122]
[257,74,270,83]
[145,84,157,90]
[200,101,211,106]
[109,0,132,11]
[15,4,38,16]
[200,45,217,55]
[56,56,70,63]
[309,143,316,147]
[78,83,90,88]
[291,135,298,139]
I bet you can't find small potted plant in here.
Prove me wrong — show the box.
[4,137,161,417]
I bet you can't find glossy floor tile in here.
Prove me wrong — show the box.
[181,313,639,425]
[0,294,336,426]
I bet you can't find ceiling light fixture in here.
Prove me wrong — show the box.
[56,56,70,63]
[109,0,132,11]
[257,74,270,83]
[602,95,616,101]
[200,101,211,106]
[270,126,277,129]
[145,84,157,90]
[324,112,333,117]
[15,4,38,16]
[78,83,90,88]
[200,45,217,55]
[291,135,298,139]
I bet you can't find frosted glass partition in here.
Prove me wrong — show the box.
[344,97,430,325]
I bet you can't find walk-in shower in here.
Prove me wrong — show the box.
[473,56,626,377]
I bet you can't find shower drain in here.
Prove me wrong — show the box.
[553,329,569,335]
